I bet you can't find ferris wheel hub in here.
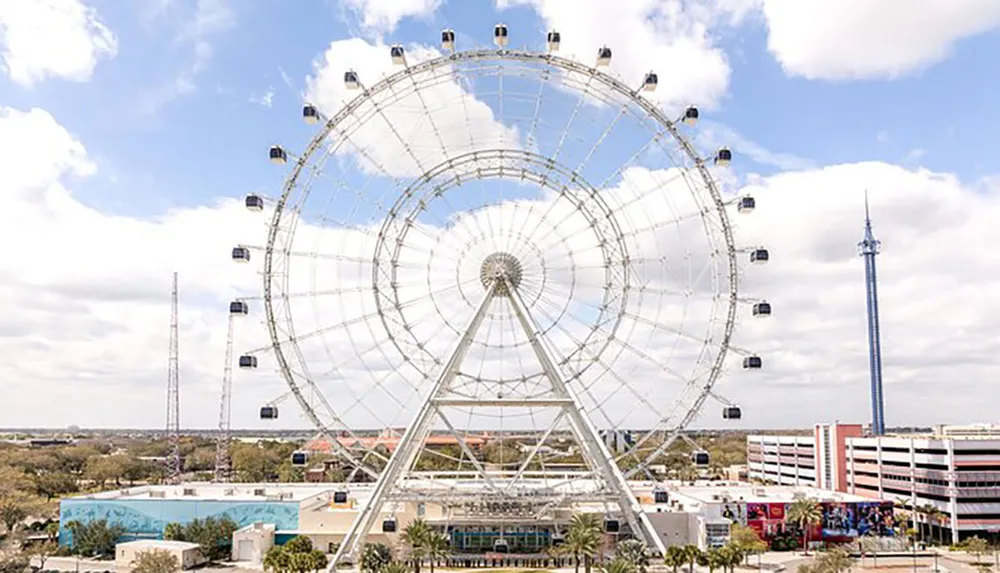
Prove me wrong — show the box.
[479,251,523,296]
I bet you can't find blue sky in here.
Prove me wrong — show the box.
[3,1,998,218]
[3,0,1000,429]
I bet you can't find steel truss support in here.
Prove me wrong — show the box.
[331,272,664,569]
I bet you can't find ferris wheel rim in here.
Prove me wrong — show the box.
[259,46,741,466]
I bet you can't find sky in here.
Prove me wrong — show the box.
[1,0,999,432]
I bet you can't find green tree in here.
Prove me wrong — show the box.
[163,522,184,541]
[176,516,239,561]
[264,546,291,573]
[601,556,638,573]
[562,514,604,573]
[729,524,767,564]
[402,519,432,573]
[615,539,648,573]
[680,545,702,573]
[380,563,411,573]
[30,540,59,570]
[0,552,28,573]
[32,473,78,501]
[966,537,990,564]
[131,548,181,573]
[0,497,26,533]
[813,547,854,573]
[45,521,60,541]
[83,455,129,488]
[786,498,823,555]
[664,546,687,573]
[424,532,450,573]
[65,519,125,557]
[360,543,393,573]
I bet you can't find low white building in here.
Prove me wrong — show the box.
[232,522,277,563]
[115,539,205,570]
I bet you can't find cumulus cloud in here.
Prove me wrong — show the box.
[755,0,1000,80]
[496,0,743,110]
[341,0,443,34]
[4,98,998,431]
[0,0,117,86]
[305,38,521,177]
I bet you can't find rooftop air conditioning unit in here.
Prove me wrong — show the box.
[254,488,266,496]
[224,488,235,496]
[183,488,196,496]
[150,491,166,499]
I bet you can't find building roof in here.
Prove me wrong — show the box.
[116,540,201,551]
[69,483,335,503]
[666,482,874,507]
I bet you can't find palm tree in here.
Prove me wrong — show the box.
[615,539,648,573]
[785,498,823,555]
[425,532,450,573]
[602,556,638,573]
[664,546,687,573]
[402,519,432,573]
[564,514,604,573]
[680,545,702,573]
[923,506,945,545]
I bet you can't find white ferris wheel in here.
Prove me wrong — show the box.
[230,25,770,562]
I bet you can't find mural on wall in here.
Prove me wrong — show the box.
[720,502,746,525]
[821,502,857,537]
[59,500,300,546]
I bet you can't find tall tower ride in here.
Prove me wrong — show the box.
[858,193,886,436]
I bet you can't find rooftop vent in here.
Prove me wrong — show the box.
[182,488,196,496]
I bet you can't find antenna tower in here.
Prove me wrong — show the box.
[859,192,886,435]
[166,272,182,484]
[214,314,236,482]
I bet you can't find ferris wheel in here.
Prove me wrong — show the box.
[230,24,769,561]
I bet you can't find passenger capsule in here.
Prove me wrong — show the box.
[723,406,742,420]
[653,490,669,504]
[691,451,710,466]
[390,44,406,65]
[291,451,309,466]
[268,145,287,165]
[232,247,250,263]
[333,491,348,503]
[753,301,771,317]
[245,194,264,212]
[302,103,319,125]
[596,46,612,67]
[714,147,732,167]
[229,301,249,315]
[683,106,699,126]
[259,406,278,420]
[750,248,769,264]
[344,70,360,90]
[642,72,658,92]
[546,30,561,52]
[738,195,756,214]
[382,518,397,533]
[238,355,258,369]
[441,29,455,51]
[604,519,620,533]
[743,355,762,370]
[494,24,509,47]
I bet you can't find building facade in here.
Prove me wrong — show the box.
[748,424,1000,543]
[746,424,863,489]
[845,427,1000,543]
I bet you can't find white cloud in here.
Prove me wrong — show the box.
[134,0,235,116]
[756,0,1000,80]
[249,89,274,108]
[342,0,443,34]
[0,0,117,87]
[496,0,743,110]
[3,100,999,430]
[305,38,521,177]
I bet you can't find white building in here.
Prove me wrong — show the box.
[115,540,205,570]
